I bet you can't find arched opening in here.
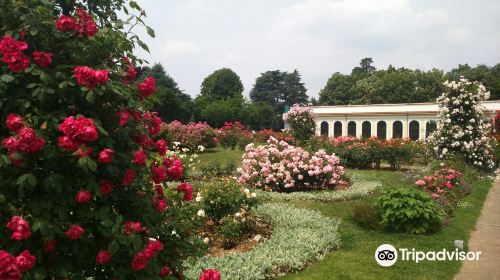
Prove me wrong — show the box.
[377,121,387,140]
[347,121,356,137]
[334,121,342,137]
[426,121,437,138]
[362,121,371,139]
[320,121,329,137]
[409,120,420,140]
[392,121,403,138]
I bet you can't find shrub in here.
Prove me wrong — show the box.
[199,179,258,223]
[429,77,495,171]
[217,121,253,150]
[161,120,216,151]
[353,204,380,230]
[255,129,294,144]
[217,213,255,249]
[286,104,316,143]
[382,138,415,169]
[238,137,345,192]
[0,1,208,278]
[376,187,443,234]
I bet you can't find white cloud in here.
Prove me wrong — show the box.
[163,40,200,57]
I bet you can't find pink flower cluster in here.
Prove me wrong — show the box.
[56,8,98,37]
[199,269,221,280]
[415,167,463,199]
[0,35,29,72]
[73,66,109,89]
[238,137,345,192]
[6,216,31,240]
[2,114,45,165]
[0,250,36,279]
[131,240,164,272]
[163,121,216,151]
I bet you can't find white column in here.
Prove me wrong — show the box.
[402,120,409,138]
[328,121,334,138]
[356,121,362,139]
[419,120,427,140]
[371,121,377,137]
[316,121,321,136]
[387,121,393,139]
[341,120,347,136]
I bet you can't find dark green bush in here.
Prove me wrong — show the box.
[376,187,443,234]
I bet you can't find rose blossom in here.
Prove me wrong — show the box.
[15,250,36,272]
[6,216,31,240]
[159,265,171,277]
[117,109,131,126]
[131,150,147,165]
[75,190,92,204]
[0,35,28,54]
[32,51,52,67]
[56,15,76,31]
[138,77,156,99]
[98,148,114,164]
[199,269,221,280]
[122,169,137,186]
[99,180,113,196]
[95,250,112,265]
[155,139,168,155]
[5,113,24,132]
[66,225,85,240]
[131,252,149,272]
[2,52,30,72]
[152,165,167,184]
[123,221,142,235]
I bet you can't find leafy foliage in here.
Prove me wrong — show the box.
[376,187,443,234]
[200,68,243,101]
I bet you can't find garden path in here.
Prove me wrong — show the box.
[455,171,500,280]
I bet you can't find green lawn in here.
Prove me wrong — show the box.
[196,148,494,280]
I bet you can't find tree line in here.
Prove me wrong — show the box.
[140,58,500,130]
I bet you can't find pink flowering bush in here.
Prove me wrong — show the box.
[415,167,464,212]
[217,121,253,150]
[285,104,316,142]
[162,120,217,151]
[0,1,215,279]
[238,137,345,192]
[254,129,294,143]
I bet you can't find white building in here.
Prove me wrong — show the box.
[284,101,500,141]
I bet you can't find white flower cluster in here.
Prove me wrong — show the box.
[428,77,495,170]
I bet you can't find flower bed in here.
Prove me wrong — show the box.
[217,121,253,150]
[257,180,381,202]
[161,120,217,151]
[238,137,345,192]
[184,203,341,280]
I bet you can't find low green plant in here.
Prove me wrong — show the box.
[217,214,254,249]
[376,187,443,234]
[200,179,257,223]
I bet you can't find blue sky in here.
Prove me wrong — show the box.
[134,0,500,98]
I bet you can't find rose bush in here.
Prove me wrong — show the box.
[217,121,253,150]
[0,1,215,279]
[161,120,217,152]
[238,137,345,192]
[285,104,316,143]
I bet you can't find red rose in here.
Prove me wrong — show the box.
[117,109,131,126]
[123,66,138,83]
[93,69,109,84]
[162,157,172,167]
[123,221,142,235]
[5,113,24,132]
[151,165,167,184]
[168,165,184,181]
[131,150,147,165]
[0,250,20,279]
[155,140,168,155]
[176,182,193,201]
[160,265,171,277]
[122,169,137,186]
[138,77,156,99]
[2,52,30,72]
[0,250,15,272]
[6,216,31,240]
[9,152,23,167]
[2,137,18,150]
[56,15,76,32]
[73,117,98,142]
[155,185,165,197]
[75,190,92,204]
[32,51,52,67]
[147,116,162,136]
[0,35,28,54]
[143,240,164,258]
[98,148,114,164]
[153,197,167,213]
[199,269,221,280]
[15,250,36,272]
[58,136,78,152]
[44,240,56,253]
[95,250,111,265]
[83,21,98,37]
[66,225,85,240]
[99,180,113,196]
[132,134,153,148]
[74,66,96,88]
[131,252,149,272]
[16,127,45,153]
[76,145,93,158]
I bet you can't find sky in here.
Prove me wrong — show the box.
[133,0,500,98]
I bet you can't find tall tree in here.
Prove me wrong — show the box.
[200,68,243,100]
[250,69,308,114]
[352,57,376,77]
[319,72,356,105]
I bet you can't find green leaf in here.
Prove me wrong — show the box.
[17,173,37,187]
[146,26,155,38]
[1,74,14,83]
[137,40,149,53]
[86,91,95,103]
[108,240,120,254]
[129,1,140,10]
[40,71,52,84]
[58,81,69,88]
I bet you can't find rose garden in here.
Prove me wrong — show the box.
[1,1,499,280]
